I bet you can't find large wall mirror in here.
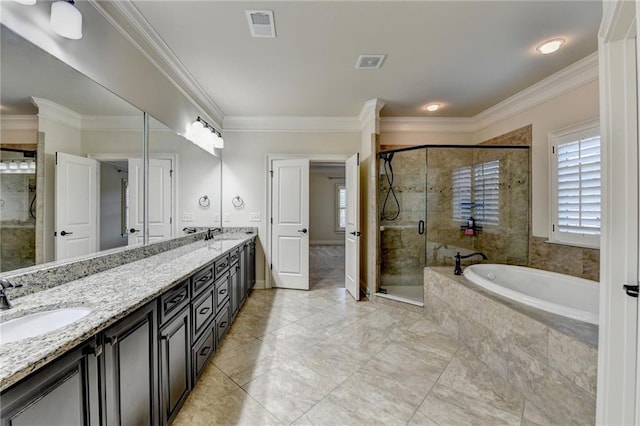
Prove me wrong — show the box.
[0,25,222,273]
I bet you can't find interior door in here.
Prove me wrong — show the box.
[55,152,98,260]
[271,158,309,290]
[345,153,361,300]
[128,159,172,245]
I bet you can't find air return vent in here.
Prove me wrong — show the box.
[356,54,386,69]
[246,10,276,38]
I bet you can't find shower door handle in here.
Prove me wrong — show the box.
[418,220,425,235]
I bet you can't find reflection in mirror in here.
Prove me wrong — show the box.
[0,24,143,272]
[149,118,222,242]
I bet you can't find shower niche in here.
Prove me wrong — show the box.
[378,144,530,304]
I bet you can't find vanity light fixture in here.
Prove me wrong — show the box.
[536,38,565,55]
[50,0,83,40]
[186,117,224,154]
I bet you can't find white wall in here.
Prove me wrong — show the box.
[473,80,599,237]
[309,166,345,244]
[221,131,360,283]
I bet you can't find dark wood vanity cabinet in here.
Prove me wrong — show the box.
[159,306,191,425]
[103,302,159,426]
[0,238,256,426]
[0,339,100,426]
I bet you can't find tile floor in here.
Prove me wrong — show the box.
[174,246,550,426]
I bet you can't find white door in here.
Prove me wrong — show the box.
[596,2,639,423]
[128,159,172,245]
[55,152,98,260]
[345,153,361,300]
[271,158,309,290]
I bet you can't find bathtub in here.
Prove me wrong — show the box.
[463,264,599,325]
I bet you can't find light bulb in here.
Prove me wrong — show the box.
[9,161,18,170]
[29,161,36,170]
[50,1,83,40]
[19,161,29,170]
[0,162,7,171]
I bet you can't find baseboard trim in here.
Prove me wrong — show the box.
[253,279,266,289]
[310,240,345,245]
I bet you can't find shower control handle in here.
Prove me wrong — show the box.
[60,231,73,236]
[297,228,308,234]
[418,220,425,235]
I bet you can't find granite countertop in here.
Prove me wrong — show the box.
[0,233,255,392]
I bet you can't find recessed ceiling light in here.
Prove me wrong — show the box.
[424,103,440,112]
[536,38,565,55]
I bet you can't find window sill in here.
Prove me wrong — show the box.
[544,239,600,250]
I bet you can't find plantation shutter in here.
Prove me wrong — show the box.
[551,124,601,247]
[474,160,500,225]
[452,166,472,220]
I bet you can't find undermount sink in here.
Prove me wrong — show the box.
[0,307,92,345]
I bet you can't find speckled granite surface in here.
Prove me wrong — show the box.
[0,232,255,392]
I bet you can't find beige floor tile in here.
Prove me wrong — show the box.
[173,388,282,426]
[242,360,339,425]
[259,323,330,351]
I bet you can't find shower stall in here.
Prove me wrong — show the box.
[378,144,530,304]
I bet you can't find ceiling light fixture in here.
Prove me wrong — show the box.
[536,38,565,55]
[425,103,441,112]
[50,0,83,40]
[185,117,224,154]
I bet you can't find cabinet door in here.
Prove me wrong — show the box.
[0,340,99,426]
[103,302,158,426]
[248,241,256,290]
[239,245,247,305]
[159,307,191,425]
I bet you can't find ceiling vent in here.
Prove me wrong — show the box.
[356,54,386,69]
[246,10,276,38]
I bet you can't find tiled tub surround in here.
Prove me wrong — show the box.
[424,267,597,425]
[1,227,255,298]
[0,233,255,392]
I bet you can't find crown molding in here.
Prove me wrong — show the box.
[223,116,361,133]
[0,115,38,131]
[359,98,386,133]
[89,0,224,129]
[31,97,82,129]
[474,52,598,130]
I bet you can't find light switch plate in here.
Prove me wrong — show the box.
[249,212,261,222]
[182,212,194,222]
[223,213,231,222]
[213,214,220,222]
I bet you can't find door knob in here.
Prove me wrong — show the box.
[60,230,73,236]
[349,231,362,236]
[297,228,308,234]
[129,228,140,234]
[623,284,639,298]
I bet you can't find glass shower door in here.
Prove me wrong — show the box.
[378,148,426,303]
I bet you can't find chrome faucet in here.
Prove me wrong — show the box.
[0,278,21,310]
[454,252,488,275]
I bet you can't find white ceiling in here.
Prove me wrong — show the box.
[131,1,602,118]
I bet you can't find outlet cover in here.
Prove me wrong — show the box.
[213,214,221,222]
[182,212,194,222]
[249,212,261,222]
[224,213,231,222]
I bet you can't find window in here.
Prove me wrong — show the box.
[550,123,601,248]
[335,184,346,232]
[452,160,500,225]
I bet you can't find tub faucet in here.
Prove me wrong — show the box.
[0,278,21,310]
[454,252,488,275]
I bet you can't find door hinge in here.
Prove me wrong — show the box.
[270,217,273,224]
[270,170,273,177]
[552,146,555,154]
[357,152,360,166]
[170,217,172,225]
[170,169,173,177]
[270,263,273,270]
[552,224,555,232]
[54,231,57,237]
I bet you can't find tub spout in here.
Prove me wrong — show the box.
[454,252,488,275]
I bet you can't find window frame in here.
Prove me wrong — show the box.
[335,183,346,233]
[549,120,601,249]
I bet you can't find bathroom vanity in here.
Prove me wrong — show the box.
[0,233,256,425]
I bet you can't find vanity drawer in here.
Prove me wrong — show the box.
[215,274,230,312]
[215,302,231,344]
[159,280,190,325]
[192,327,215,381]
[214,255,230,276]
[229,248,240,265]
[192,289,215,340]
[191,264,214,297]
